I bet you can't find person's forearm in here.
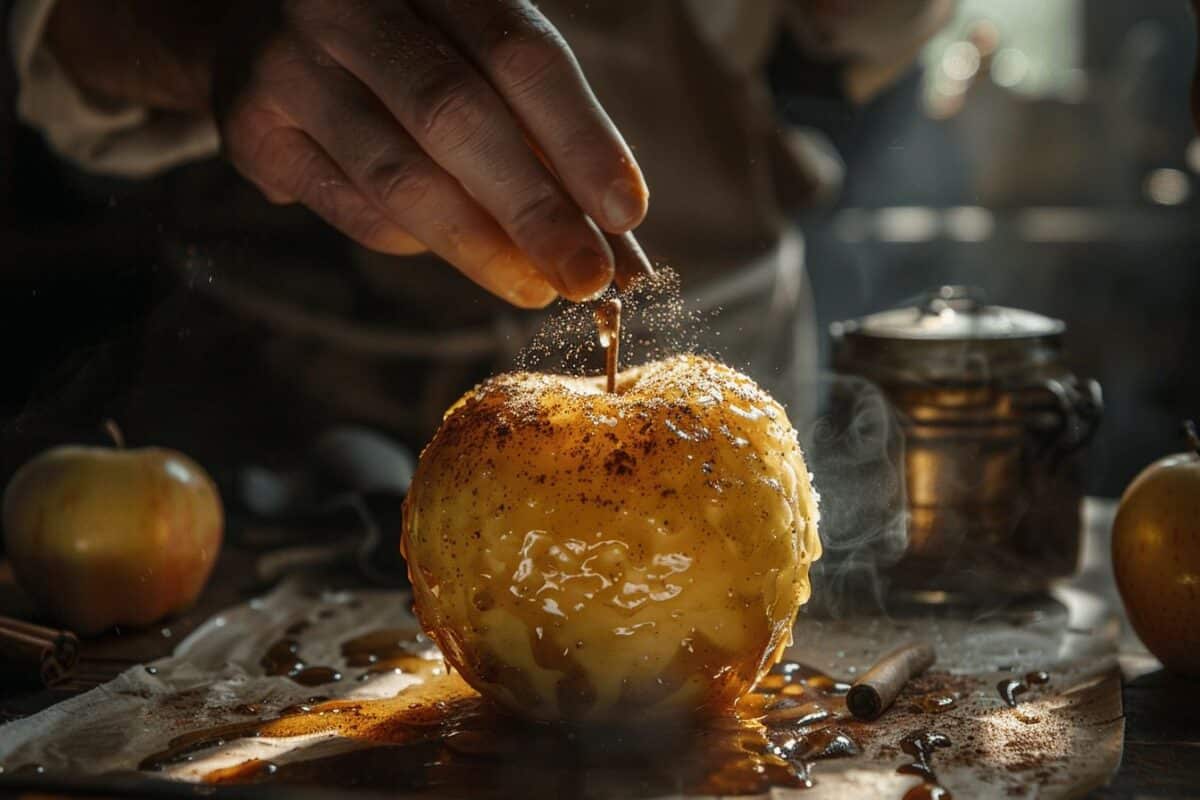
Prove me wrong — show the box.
[44,0,230,113]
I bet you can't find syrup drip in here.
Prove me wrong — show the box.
[770,661,852,695]
[340,627,445,681]
[260,638,343,687]
[910,694,957,714]
[137,650,864,797]
[340,627,424,666]
[285,620,311,637]
[904,783,953,800]
[897,730,953,800]
[997,679,1028,708]
[996,669,1051,709]
[291,666,342,687]
[260,639,303,676]
[8,763,45,776]
[356,656,445,682]
[595,298,622,393]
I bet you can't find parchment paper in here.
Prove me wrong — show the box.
[0,503,1125,798]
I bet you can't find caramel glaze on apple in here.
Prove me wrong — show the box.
[400,354,822,723]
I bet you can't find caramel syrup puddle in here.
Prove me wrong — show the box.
[340,627,446,682]
[139,673,483,772]
[997,671,1050,708]
[138,648,863,797]
[259,637,349,688]
[910,694,957,714]
[205,758,278,784]
[897,729,953,800]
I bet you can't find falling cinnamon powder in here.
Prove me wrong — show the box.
[515,267,713,376]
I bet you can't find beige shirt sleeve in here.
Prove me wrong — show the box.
[11,0,218,178]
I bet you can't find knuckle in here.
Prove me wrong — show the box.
[321,184,382,241]
[556,125,611,163]
[253,32,308,82]
[408,65,487,150]
[229,124,312,197]
[310,170,350,214]
[261,129,317,190]
[364,157,433,215]
[507,186,568,237]
[215,29,308,124]
[481,14,570,94]
[349,213,397,250]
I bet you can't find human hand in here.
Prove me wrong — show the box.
[213,0,648,306]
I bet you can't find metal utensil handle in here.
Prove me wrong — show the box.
[1040,376,1103,467]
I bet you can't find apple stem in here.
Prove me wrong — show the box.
[1185,420,1200,457]
[103,419,126,449]
[595,298,622,393]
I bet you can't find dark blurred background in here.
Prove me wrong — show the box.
[780,0,1200,497]
[2,0,1198,498]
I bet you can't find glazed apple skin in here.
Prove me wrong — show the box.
[3,447,223,636]
[1112,450,1200,677]
[402,355,821,723]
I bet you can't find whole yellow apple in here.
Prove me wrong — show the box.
[1112,422,1200,677]
[3,445,223,635]
[402,354,821,723]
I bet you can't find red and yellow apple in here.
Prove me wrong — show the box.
[1112,422,1200,677]
[3,445,223,635]
[402,354,821,722]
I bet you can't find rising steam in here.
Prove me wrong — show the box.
[798,374,909,618]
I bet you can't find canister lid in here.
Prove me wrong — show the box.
[831,286,1067,385]
[834,285,1064,341]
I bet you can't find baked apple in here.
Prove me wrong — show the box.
[402,354,821,722]
[1112,421,1200,676]
[3,444,223,635]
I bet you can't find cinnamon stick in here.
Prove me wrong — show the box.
[0,615,80,687]
[847,641,936,721]
[595,298,622,393]
[607,231,655,291]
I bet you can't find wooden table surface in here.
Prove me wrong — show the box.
[0,501,1197,799]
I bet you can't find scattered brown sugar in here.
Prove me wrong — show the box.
[516,267,712,375]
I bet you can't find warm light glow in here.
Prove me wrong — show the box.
[942,41,981,82]
[1186,138,1200,174]
[1144,168,1190,206]
[944,206,995,241]
[991,48,1030,87]
[876,207,940,243]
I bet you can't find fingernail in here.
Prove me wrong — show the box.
[603,178,646,231]
[560,246,613,300]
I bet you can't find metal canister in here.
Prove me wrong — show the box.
[831,286,1102,597]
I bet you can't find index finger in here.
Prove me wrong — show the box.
[413,0,649,234]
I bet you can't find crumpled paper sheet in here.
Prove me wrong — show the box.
[0,579,439,780]
[0,574,1123,799]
